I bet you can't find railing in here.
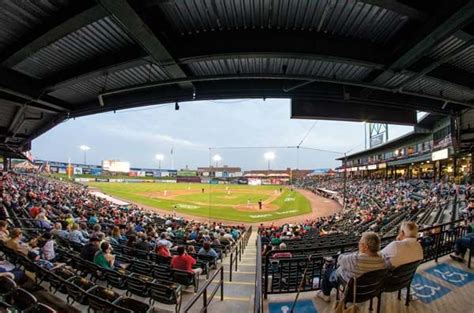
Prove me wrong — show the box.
[229,226,253,281]
[262,218,469,298]
[182,265,225,313]
[254,234,263,313]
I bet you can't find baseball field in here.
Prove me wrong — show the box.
[88,182,312,223]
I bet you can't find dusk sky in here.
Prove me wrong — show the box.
[32,99,415,170]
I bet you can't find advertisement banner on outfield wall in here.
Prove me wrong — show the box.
[124,179,145,183]
[108,179,124,183]
[248,178,262,186]
[145,171,154,177]
[137,171,146,177]
[159,179,177,183]
[74,178,94,182]
[95,178,109,182]
[91,168,102,176]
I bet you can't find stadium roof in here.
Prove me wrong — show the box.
[0,0,473,156]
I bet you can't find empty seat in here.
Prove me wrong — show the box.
[171,269,199,292]
[2,288,38,311]
[113,297,151,313]
[149,281,182,313]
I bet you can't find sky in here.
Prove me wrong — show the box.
[32,99,415,170]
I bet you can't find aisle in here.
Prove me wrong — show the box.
[192,229,258,313]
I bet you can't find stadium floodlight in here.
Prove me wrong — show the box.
[212,154,222,167]
[155,154,164,170]
[264,152,275,170]
[79,145,91,165]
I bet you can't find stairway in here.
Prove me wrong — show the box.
[188,229,258,313]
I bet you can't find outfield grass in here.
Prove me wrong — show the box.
[88,182,312,223]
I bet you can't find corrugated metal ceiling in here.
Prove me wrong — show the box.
[186,56,372,81]
[0,0,70,52]
[12,16,135,79]
[49,63,170,104]
[159,0,408,44]
[429,35,474,74]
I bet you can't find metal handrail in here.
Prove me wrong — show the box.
[254,234,263,313]
[182,265,225,313]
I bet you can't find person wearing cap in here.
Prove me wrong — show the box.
[80,236,100,262]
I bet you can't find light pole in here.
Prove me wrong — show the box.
[79,145,91,165]
[212,154,222,167]
[155,154,164,171]
[264,152,275,171]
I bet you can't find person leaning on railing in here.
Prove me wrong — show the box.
[315,232,386,303]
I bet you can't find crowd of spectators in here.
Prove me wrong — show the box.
[0,172,246,285]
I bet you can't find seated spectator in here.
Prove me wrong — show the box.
[88,212,98,225]
[135,233,150,251]
[126,235,137,248]
[450,221,474,262]
[5,228,28,255]
[198,242,218,259]
[187,245,196,254]
[27,251,64,271]
[35,212,52,230]
[316,232,386,302]
[91,224,104,239]
[80,237,100,262]
[156,243,171,258]
[0,220,9,242]
[51,222,69,240]
[68,223,87,244]
[0,256,26,284]
[381,221,423,268]
[41,232,56,261]
[157,233,173,249]
[271,243,293,258]
[94,241,116,270]
[109,226,125,245]
[80,223,90,240]
[171,246,202,276]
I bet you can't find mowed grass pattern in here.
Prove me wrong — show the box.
[88,182,311,222]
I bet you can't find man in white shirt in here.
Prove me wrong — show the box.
[381,221,423,268]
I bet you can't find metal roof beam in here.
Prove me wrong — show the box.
[372,0,474,83]
[1,5,107,68]
[97,0,193,89]
[0,69,71,112]
[358,1,427,20]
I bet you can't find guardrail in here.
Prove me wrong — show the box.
[254,234,263,313]
[182,265,225,313]
[229,226,253,281]
[262,218,470,298]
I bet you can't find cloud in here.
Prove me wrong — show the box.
[100,125,206,150]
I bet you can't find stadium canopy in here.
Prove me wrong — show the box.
[0,0,473,156]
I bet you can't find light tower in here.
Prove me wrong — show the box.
[79,145,91,165]
[264,152,275,171]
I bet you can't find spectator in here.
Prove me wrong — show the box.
[0,220,9,242]
[41,232,56,262]
[69,223,87,244]
[51,222,69,240]
[450,223,474,262]
[88,212,98,225]
[0,255,26,284]
[156,243,171,258]
[109,226,123,245]
[80,237,100,262]
[198,242,218,259]
[316,232,386,302]
[171,246,202,276]
[27,251,64,271]
[271,243,292,258]
[157,233,173,249]
[381,221,423,268]
[5,228,28,255]
[94,241,115,270]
